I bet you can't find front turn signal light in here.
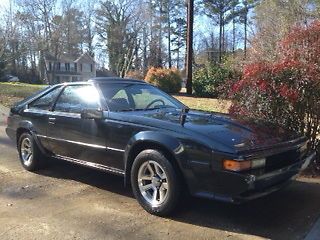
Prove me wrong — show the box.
[223,158,266,172]
[223,160,251,172]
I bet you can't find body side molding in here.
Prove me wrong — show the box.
[55,154,125,176]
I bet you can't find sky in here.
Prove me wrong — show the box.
[0,0,12,18]
[0,0,10,9]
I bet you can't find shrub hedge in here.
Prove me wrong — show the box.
[144,67,181,93]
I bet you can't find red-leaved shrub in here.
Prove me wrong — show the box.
[229,21,320,173]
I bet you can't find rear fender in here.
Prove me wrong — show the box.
[17,120,47,155]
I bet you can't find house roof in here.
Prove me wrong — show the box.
[44,52,95,63]
[75,53,95,63]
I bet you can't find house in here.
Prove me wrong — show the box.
[42,52,96,84]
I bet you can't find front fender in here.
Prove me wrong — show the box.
[125,131,186,165]
[123,131,189,183]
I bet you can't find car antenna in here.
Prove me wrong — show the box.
[180,107,190,126]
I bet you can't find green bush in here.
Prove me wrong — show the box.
[193,64,238,98]
[145,67,181,93]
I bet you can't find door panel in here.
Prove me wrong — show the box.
[46,113,125,169]
[45,84,124,170]
[23,86,63,150]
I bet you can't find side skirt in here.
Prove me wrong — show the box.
[54,154,125,176]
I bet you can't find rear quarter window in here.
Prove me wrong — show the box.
[28,86,63,110]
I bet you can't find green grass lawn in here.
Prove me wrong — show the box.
[0,82,231,113]
[173,95,230,113]
[0,82,46,107]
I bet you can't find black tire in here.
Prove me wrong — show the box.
[18,132,44,171]
[131,149,182,216]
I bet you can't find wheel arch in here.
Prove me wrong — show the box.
[16,121,34,146]
[124,131,187,186]
[16,121,46,155]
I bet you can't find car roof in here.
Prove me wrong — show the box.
[88,77,146,84]
[53,77,147,88]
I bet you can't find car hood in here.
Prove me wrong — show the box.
[140,109,301,150]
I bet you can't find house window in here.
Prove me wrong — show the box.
[65,63,70,71]
[49,62,52,71]
[82,63,92,73]
[91,64,93,72]
[75,63,77,72]
[70,63,76,72]
[56,62,61,71]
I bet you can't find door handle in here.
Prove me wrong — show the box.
[48,117,56,124]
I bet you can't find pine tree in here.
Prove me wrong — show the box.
[201,0,239,63]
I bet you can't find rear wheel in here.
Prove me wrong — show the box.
[131,149,182,216]
[18,132,44,171]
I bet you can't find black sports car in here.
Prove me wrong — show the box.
[6,77,316,216]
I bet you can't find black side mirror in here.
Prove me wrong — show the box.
[81,109,104,120]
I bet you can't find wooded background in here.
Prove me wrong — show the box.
[0,0,319,82]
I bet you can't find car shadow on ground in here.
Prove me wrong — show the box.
[37,159,320,240]
[37,159,134,199]
[172,181,320,239]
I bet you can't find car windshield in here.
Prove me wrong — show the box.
[99,83,184,112]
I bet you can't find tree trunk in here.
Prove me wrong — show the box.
[244,4,248,59]
[143,27,148,74]
[158,1,163,68]
[222,17,225,57]
[186,0,194,95]
[167,4,172,68]
[244,14,247,58]
[219,12,223,63]
[232,8,236,55]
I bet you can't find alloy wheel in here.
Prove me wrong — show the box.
[137,161,169,207]
[20,137,33,166]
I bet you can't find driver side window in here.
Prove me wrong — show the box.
[54,85,100,114]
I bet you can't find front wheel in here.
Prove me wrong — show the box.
[131,149,182,216]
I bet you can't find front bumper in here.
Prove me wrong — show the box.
[193,151,316,203]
